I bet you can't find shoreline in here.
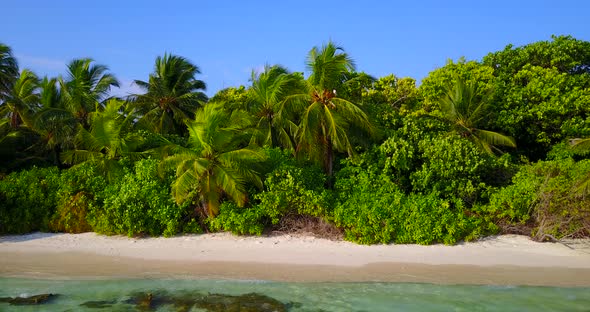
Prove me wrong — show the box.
[1,232,590,286]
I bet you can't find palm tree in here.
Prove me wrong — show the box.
[290,42,373,177]
[59,58,119,128]
[161,102,264,217]
[248,64,304,150]
[29,77,77,165]
[132,54,208,135]
[436,76,516,154]
[0,69,40,169]
[0,69,40,128]
[0,43,18,100]
[61,98,142,180]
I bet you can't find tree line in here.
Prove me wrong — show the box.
[0,35,589,243]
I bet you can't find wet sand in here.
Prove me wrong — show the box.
[1,232,589,286]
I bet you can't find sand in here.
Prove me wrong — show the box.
[1,232,590,286]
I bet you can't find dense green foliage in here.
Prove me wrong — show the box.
[50,163,106,233]
[93,159,186,237]
[481,158,590,239]
[0,167,60,233]
[482,35,590,160]
[1,36,589,244]
[210,149,330,235]
[332,148,492,245]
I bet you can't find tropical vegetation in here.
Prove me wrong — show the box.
[1,36,589,244]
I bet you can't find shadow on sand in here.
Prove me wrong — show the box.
[0,232,65,243]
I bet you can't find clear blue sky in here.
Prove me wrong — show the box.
[2,0,588,97]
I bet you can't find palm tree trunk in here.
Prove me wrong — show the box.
[53,146,62,168]
[10,112,21,128]
[324,137,334,187]
[201,199,210,217]
[269,117,278,147]
[191,200,209,233]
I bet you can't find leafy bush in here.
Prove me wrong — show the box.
[208,202,266,235]
[410,134,495,203]
[49,192,94,233]
[255,164,330,223]
[210,154,332,236]
[381,116,512,205]
[49,163,107,233]
[92,159,185,237]
[0,167,61,234]
[482,158,590,239]
[333,163,485,245]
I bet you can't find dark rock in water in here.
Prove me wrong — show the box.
[1,293,59,305]
[195,292,287,312]
[123,290,200,311]
[124,292,155,310]
[80,299,118,309]
[120,290,286,312]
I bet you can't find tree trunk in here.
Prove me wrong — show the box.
[53,146,62,168]
[324,137,334,188]
[268,115,280,148]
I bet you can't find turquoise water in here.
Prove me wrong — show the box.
[0,278,589,311]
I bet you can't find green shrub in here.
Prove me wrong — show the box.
[209,156,331,235]
[254,164,330,223]
[181,218,204,234]
[0,167,61,234]
[482,158,590,239]
[379,114,511,204]
[410,134,493,203]
[208,202,266,235]
[333,160,486,245]
[49,163,107,233]
[93,159,184,237]
[49,192,94,233]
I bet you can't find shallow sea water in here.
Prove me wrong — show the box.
[0,277,589,311]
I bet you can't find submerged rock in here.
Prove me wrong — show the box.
[0,293,59,305]
[80,299,118,309]
[120,290,288,312]
[195,292,287,312]
[123,292,155,310]
[123,290,199,311]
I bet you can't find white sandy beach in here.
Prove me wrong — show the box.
[1,232,590,286]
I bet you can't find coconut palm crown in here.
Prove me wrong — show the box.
[133,54,208,135]
[292,42,373,177]
[248,64,304,150]
[162,102,264,217]
[0,43,19,100]
[436,76,516,155]
[59,58,120,128]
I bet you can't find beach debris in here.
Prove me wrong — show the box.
[80,299,118,309]
[0,293,59,305]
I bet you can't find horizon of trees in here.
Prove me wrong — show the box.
[1,35,589,243]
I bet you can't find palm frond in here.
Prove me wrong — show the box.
[573,174,590,197]
[474,129,517,148]
[571,138,590,152]
[0,43,19,97]
[436,75,515,155]
[212,165,246,208]
[170,164,201,204]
